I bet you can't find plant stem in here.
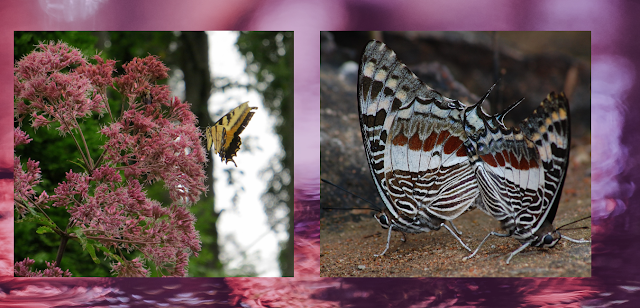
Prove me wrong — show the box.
[55,235,69,267]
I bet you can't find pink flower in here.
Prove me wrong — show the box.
[14,156,44,216]
[15,258,73,277]
[15,42,100,133]
[14,127,31,146]
[14,41,206,277]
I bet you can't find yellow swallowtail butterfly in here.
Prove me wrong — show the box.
[205,101,258,167]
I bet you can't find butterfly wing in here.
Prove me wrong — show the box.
[205,126,214,151]
[209,102,258,166]
[358,40,480,233]
[519,93,571,242]
[464,92,571,244]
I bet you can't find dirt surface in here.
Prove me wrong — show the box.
[320,32,591,277]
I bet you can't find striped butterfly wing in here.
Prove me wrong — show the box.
[464,92,572,262]
[205,125,215,153]
[516,92,571,245]
[358,40,480,235]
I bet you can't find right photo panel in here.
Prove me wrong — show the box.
[320,31,591,277]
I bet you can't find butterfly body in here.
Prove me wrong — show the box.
[205,101,257,167]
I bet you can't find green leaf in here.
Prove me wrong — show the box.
[84,239,99,264]
[96,244,124,264]
[68,158,88,172]
[71,226,88,247]
[15,211,51,228]
[72,229,99,264]
[36,226,54,234]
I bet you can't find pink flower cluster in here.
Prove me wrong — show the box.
[14,258,72,277]
[15,42,108,132]
[14,42,207,277]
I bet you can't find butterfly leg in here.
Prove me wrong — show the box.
[506,235,590,264]
[448,220,463,235]
[441,223,471,252]
[505,241,532,264]
[400,231,407,242]
[464,231,510,261]
[375,225,394,257]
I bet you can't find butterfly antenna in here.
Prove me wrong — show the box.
[557,215,591,231]
[321,178,379,211]
[557,215,591,243]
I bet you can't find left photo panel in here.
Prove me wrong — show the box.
[13,31,293,277]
